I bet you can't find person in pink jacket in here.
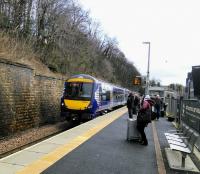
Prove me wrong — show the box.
[137,95,154,145]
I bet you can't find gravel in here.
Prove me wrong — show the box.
[0,121,70,158]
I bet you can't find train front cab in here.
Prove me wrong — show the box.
[61,77,97,121]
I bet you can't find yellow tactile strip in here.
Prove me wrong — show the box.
[16,107,127,174]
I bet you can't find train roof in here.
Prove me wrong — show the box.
[68,74,97,81]
[67,74,127,90]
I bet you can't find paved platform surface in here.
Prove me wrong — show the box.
[0,106,199,174]
[42,114,158,174]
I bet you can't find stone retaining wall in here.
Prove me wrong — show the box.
[0,58,65,137]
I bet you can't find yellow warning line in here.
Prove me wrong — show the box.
[16,108,127,174]
[152,121,166,174]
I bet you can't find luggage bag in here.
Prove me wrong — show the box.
[126,118,140,141]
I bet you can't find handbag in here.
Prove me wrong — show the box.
[137,110,151,124]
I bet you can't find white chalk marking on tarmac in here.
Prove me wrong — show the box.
[152,121,166,174]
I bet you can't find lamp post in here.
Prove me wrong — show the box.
[143,42,150,95]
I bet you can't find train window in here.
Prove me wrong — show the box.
[99,86,102,93]
[100,90,110,102]
[101,94,107,101]
[106,91,110,101]
[65,82,93,100]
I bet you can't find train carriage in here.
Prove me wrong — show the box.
[61,74,130,121]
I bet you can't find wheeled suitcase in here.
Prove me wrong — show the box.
[126,118,140,141]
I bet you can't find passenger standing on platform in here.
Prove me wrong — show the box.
[127,92,134,118]
[132,93,140,115]
[155,95,161,120]
[137,95,154,146]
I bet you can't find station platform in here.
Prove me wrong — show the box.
[0,107,199,174]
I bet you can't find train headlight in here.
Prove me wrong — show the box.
[61,102,65,106]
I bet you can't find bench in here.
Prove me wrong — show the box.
[165,125,191,143]
[165,126,199,171]
[165,123,189,138]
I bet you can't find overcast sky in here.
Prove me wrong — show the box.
[80,0,200,86]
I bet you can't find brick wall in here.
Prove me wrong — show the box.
[0,59,65,137]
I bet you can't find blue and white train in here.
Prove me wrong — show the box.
[60,74,130,121]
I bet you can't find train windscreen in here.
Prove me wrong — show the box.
[64,82,93,100]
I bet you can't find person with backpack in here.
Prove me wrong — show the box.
[127,92,135,118]
[137,95,154,145]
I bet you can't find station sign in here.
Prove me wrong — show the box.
[133,76,142,85]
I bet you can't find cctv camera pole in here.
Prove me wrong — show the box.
[143,42,150,95]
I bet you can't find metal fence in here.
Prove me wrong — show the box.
[165,97,178,120]
[165,97,200,134]
[181,99,200,134]
[165,97,200,151]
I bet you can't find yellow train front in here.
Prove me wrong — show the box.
[60,74,129,121]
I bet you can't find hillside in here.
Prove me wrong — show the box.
[0,0,141,89]
[0,32,61,78]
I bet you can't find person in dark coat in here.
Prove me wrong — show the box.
[127,92,134,118]
[137,95,154,145]
[132,93,140,115]
[155,95,161,120]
